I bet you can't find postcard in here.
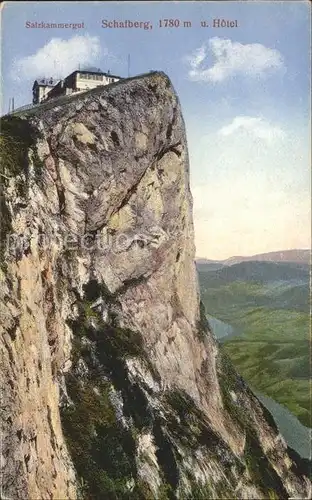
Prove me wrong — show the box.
[0,2,310,499]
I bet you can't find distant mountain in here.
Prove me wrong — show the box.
[196,259,224,272]
[223,249,310,266]
[196,258,221,264]
[201,260,309,286]
[196,249,310,267]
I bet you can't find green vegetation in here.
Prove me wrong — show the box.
[63,282,204,500]
[0,115,44,269]
[164,388,247,495]
[180,480,215,499]
[181,480,240,500]
[0,115,43,191]
[199,260,309,291]
[198,262,310,427]
[61,280,153,499]
[62,376,137,500]
[0,181,11,272]
[196,301,210,342]
[217,349,289,498]
[220,306,310,427]
[165,390,206,450]
[244,431,288,499]
[268,490,280,500]
[62,279,181,499]
[217,349,252,432]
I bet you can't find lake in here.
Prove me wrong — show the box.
[207,314,311,460]
[206,315,239,341]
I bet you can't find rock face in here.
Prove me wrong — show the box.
[0,72,310,499]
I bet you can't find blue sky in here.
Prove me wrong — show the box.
[1,1,310,258]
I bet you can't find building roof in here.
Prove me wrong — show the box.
[32,78,57,89]
[33,70,122,90]
[67,69,122,80]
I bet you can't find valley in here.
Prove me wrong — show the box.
[198,256,310,458]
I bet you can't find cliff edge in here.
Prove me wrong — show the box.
[0,72,310,499]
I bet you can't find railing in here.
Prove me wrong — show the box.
[8,91,85,116]
[9,102,39,115]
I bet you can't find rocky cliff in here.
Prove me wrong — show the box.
[0,72,310,500]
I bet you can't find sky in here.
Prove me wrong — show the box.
[1,1,311,259]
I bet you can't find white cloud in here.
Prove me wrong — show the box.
[188,123,310,259]
[11,35,103,81]
[186,37,284,82]
[218,116,286,143]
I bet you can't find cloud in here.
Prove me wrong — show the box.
[218,116,286,143]
[186,37,284,82]
[188,122,310,259]
[11,35,103,81]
